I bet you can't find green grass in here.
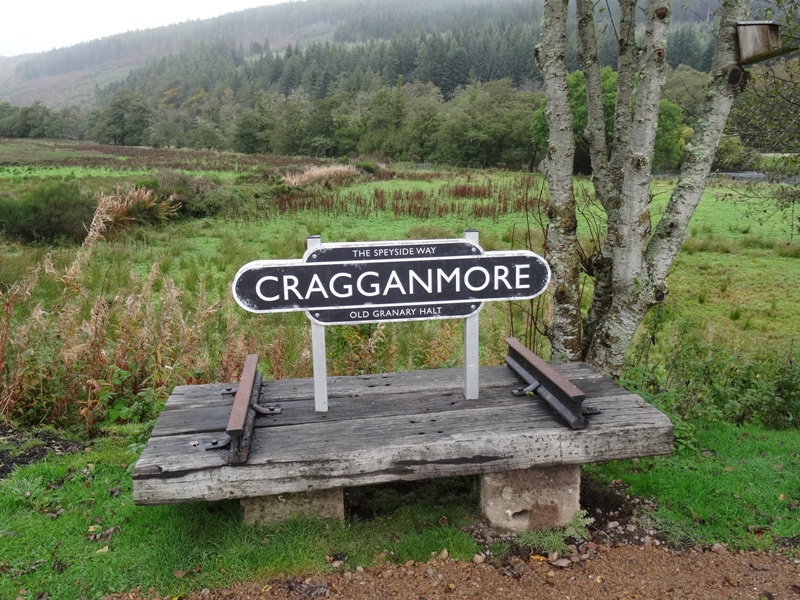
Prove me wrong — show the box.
[2,142,800,596]
[0,166,149,180]
[589,421,800,550]
[0,433,479,600]
[666,251,800,348]
[4,423,796,599]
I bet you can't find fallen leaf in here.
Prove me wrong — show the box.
[530,555,547,562]
[96,546,109,554]
[85,526,120,542]
[52,560,69,573]
[173,570,186,579]
[724,466,734,472]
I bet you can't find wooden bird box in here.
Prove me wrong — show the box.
[737,21,782,65]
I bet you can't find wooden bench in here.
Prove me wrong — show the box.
[132,359,673,530]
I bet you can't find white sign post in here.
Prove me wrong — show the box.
[233,233,551,412]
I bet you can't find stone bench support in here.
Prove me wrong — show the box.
[241,488,344,525]
[480,465,581,531]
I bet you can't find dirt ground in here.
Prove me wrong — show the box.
[2,423,799,599]
[104,542,800,600]
[127,544,800,600]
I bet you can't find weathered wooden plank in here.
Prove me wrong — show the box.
[133,401,672,503]
[133,391,672,502]
[162,383,236,410]
[165,365,595,410]
[570,376,628,399]
[152,385,535,437]
[161,367,519,413]
[260,366,518,400]
[151,404,232,437]
[152,366,526,437]
[549,362,606,379]
[134,362,674,505]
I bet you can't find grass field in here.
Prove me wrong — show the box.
[1,139,798,598]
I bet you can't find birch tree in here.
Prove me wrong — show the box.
[536,0,750,375]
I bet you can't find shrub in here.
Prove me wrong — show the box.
[235,167,283,185]
[143,171,221,218]
[283,164,358,187]
[100,186,179,232]
[0,181,96,244]
[355,161,380,175]
[0,197,226,432]
[624,325,800,430]
[712,135,759,171]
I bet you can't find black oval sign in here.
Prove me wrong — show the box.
[232,251,550,314]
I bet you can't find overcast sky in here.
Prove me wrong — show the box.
[0,0,294,58]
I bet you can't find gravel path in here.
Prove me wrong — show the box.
[107,544,800,600]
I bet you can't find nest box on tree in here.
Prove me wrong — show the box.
[736,21,795,65]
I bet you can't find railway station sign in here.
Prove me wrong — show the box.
[232,238,550,325]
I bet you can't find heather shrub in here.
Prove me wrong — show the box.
[355,160,379,175]
[0,181,95,243]
[136,171,222,218]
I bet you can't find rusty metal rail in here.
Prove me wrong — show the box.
[225,354,261,464]
[504,338,590,429]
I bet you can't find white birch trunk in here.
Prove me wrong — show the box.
[536,0,582,360]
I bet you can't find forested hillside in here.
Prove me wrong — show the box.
[11,0,716,81]
[2,0,717,103]
[0,0,737,170]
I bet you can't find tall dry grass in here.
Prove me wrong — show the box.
[283,164,359,187]
[0,188,230,432]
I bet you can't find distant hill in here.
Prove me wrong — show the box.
[0,0,344,109]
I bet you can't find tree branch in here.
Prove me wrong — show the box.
[609,0,638,183]
[646,0,750,285]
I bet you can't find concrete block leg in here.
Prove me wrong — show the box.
[480,465,580,531]
[240,487,345,526]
